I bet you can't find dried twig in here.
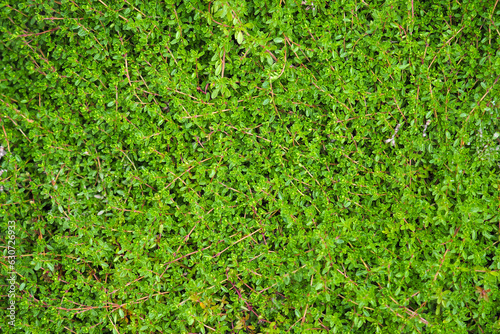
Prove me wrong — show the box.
[385,123,402,146]
[422,119,431,137]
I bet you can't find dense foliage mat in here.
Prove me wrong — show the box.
[1,0,500,333]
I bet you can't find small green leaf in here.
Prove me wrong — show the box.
[236,31,244,44]
[211,88,219,99]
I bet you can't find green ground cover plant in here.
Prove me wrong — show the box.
[1,0,500,333]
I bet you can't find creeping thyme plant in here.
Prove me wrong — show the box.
[1,0,500,333]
